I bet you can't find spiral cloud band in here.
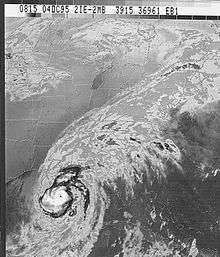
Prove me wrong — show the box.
[6,72,220,256]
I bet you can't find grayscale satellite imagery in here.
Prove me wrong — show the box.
[5,14,220,257]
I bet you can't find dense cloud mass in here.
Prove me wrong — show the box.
[6,74,220,256]
[5,17,220,257]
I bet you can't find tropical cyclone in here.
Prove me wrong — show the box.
[6,66,220,256]
[39,166,90,219]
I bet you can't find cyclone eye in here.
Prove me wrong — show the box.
[39,166,90,219]
[39,186,73,218]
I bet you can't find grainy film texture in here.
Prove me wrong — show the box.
[5,9,220,257]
